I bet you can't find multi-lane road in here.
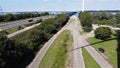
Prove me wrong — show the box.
[0,15,55,30]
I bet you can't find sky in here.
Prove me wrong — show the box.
[0,0,120,12]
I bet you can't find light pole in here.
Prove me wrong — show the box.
[82,0,84,12]
[116,30,120,68]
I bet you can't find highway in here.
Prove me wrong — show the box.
[10,13,113,68]
[0,15,55,30]
[67,16,85,68]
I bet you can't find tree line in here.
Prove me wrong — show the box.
[79,11,120,32]
[0,14,69,68]
[79,12,93,32]
[0,12,49,22]
[92,12,120,27]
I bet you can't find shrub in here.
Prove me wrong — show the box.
[94,27,112,40]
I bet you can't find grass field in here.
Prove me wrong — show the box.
[39,30,73,68]
[5,25,27,34]
[6,27,18,34]
[82,48,100,68]
[88,37,117,68]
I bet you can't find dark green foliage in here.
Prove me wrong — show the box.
[92,12,113,20]
[79,12,93,32]
[4,14,15,22]
[116,31,120,68]
[0,31,9,35]
[94,27,112,40]
[0,14,69,68]
[92,12,117,26]
[0,12,49,22]
[116,13,120,24]
[0,32,32,68]
[116,13,120,68]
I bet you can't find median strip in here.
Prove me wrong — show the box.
[39,30,73,68]
[82,48,100,68]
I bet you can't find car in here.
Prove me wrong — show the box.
[99,47,105,53]
[28,18,33,22]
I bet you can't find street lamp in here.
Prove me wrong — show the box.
[115,30,120,68]
[82,0,84,12]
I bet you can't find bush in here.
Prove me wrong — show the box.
[94,27,112,40]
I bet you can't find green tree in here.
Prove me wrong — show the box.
[116,13,120,24]
[79,12,93,32]
[4,14,15,21]
[94,27,112,40]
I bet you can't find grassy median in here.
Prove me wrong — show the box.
[5,24,27,34]
[39,30,73,68]
[88,37,117,68]
[6,27,18,34]
[82,48,100,68]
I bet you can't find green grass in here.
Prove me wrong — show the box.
[82,48,100,68]
[39,30,73,68]
[5,24,27,34]
[6,27,18,34]
[88,37,117,68]
[80,31,88,35]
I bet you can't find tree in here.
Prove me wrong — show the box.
[4,14,15,21]
[0,15,4,22]
[116,13,120,24]
[92,12,113,20]
[94,27,112,40]
[79,12,93,32]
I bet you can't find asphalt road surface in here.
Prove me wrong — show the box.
[0,15,55,30]
[66,16,85,68]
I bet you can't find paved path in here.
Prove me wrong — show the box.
[67,16,85,68]
[81,34,113,68]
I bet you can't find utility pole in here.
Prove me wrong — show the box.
[82,0,84,12]
[116,30,120,68]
